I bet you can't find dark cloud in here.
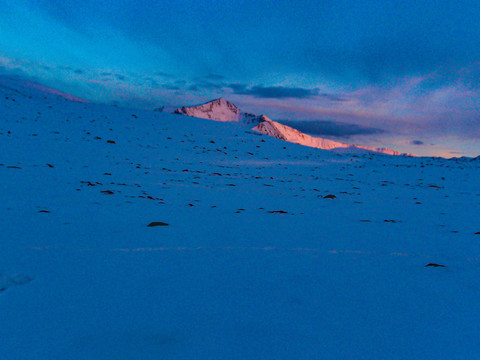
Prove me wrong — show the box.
[188,81,224,92]
[226,83,345,101]
[228,83,247,92]
[319,93,348,102]
[205,74,225,80]
[232,85,319,99]
[277,120,385,138]
[195,74,225,81]
[184,74,228,91]
[146,79,159,86]
[154,71,175,79]
[115,74,126,80]
[162,84,180,90]
[0,65,34,80]
[74,69,83,74]
[411,140,424,145]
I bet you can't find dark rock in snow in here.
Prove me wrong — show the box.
[425,263,446,268]
[147,222,169,227]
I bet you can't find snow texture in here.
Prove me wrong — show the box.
[1,75,480,359]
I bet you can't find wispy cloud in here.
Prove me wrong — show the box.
[231,85,319,99]
[194,74,225,81]
[154,71,176,79]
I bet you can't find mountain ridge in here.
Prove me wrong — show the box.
[174,98,266,125]
[173,98,415,156]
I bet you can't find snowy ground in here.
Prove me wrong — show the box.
[1,77,480,359]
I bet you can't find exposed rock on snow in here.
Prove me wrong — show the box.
[425,263,446,267]
[147,222,169,227]
[0,273,34,292]
[323,194,337,199]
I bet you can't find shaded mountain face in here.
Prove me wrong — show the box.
[174,98,414,156]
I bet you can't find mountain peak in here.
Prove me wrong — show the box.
[173,97,412,156]
[174,98,264,124]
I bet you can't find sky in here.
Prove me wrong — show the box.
[1,0,480,157]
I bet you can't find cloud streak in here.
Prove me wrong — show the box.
[231,85,319,99]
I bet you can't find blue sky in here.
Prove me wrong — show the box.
[1,0,480,156]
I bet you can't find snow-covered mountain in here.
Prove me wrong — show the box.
[0,75,88,103]
[253,118,414,156]
[174,98,413,156]
[174,98,266,125]
[2,75,480,359]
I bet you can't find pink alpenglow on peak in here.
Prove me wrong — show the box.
[252,119,415,156]
[173,98,415,156]
[174,98,241,122]
[174,98,266,125]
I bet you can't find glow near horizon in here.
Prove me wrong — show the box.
[1,0,480,157]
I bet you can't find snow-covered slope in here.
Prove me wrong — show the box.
[253,118,414,156]
[2,77,480,359]
[0,75,88,103]
[174,97,265,124]
[174,98,413,156]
